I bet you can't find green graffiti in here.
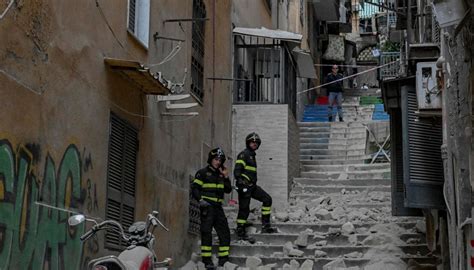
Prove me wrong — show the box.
[0,140,86,270]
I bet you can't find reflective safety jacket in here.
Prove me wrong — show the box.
[191,165,232,204]
[234,148,257,186]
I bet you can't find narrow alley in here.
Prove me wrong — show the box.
[180,88,439,269]
[1,0,473,270]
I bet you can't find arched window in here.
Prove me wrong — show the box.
[191,0,206,101]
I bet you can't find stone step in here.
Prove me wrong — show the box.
[300,154,372,161]
[300,149,366,156]
[299,139,366,146]
[293,178,390,187]
[226,243,430,258]
[226,232,425,246]
[301,163,390,172]
[226,221,420,234]
[299,127,367,133]
[291,185,391,194]
[300,159,368,165]
[299,129,367,136]
[228,256,437,269]
[300,143,366,151]
[300,170,391,180]
[298,122,367,127]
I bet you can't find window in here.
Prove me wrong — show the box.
[191,0,206,101]
[128,0,150,47]
[265,0,272,13]
[105,113,139,250]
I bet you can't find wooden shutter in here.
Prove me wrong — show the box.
[105,112,138,249]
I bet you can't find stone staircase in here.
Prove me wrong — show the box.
[303,89,389,123]
[203,91,438,269]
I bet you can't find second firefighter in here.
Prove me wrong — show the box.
[234,132,277,243]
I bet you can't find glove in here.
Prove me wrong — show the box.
[199,199,211,208]
[236,180,252,193]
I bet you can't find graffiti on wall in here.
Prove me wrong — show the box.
[0,139,93,270]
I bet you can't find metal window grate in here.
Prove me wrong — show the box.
[128,0,136,33]
[188,175,201,235]
[191,0,206,101]
[105,112,138,250]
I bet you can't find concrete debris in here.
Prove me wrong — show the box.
[282,263,291,270]
[406,238,421,244]
[327,227,342,235]
[364,244,405,259]
[275,212,289,222]
[361,233,405,246]
[322,258,346,270]
[314,250,328,258]
[283,241,294,256]
[315,240,328,246]
[299,259,314,270]
[343,251,363,258]
[341,222,356,235]
[247,226,258,234]
[416,220,427,234]
[271,251,284,257]
[222,261,239,270]
[407,259,437,270]
[179,260,197,270]
[245,256,262,269]
[315,209,332,220]
[290,259,300,269]
[197,262,206,270]
[289,248,305,257]
[348,234,358,245]
[364,257,407,270]
[295,230,310,247]
[289,209,305,221]
[311,196,330,205]
[368,223,406,236]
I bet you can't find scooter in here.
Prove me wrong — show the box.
[68,210,172,270]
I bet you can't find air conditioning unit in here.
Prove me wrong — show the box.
[432,0,466,27]
[415,62,441,110]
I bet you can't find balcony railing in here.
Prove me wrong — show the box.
[380,52,401,80]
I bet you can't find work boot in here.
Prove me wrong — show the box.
[203,259,215,270]
[243,221,254,228]
[339,117,344,122]
[236,225,256,244]
[218,257,229,267]
[261,223,277,233]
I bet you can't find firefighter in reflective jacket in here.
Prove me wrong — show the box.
[191,148,232,269]
[234,132,277,242]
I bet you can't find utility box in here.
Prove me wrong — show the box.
[416,62,441,110]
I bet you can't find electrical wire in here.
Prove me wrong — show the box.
[0,68,44,95]
[0,0,14,20]
[148,42,182,67]
[297,60,400,95]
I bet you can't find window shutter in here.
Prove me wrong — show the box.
[105,113,138,249]
[391,108,422,216]
[401,85,445,209]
